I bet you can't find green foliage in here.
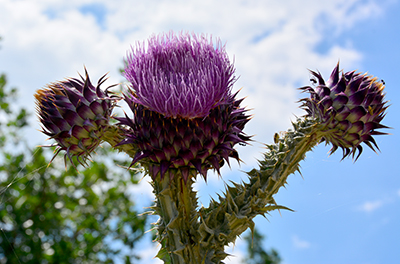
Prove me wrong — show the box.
[0,73,29,148]
[0,71,147,263]
[242,228,281,264]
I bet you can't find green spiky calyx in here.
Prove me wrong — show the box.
[116,93,251,182]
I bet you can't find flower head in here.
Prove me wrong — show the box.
[124,32,235,119]
[118,32,251,181]
[35,69,117,166]
[300,63,389,160]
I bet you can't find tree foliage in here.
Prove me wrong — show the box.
[0,71,147,263]
[242,228,281,264]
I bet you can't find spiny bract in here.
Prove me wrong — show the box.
[300,63,389,160]
[117,32,251,182]
[34,69,117,166]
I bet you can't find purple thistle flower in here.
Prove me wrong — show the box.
[117,32,251,182]
[124,32,236,119]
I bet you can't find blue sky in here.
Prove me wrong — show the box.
[0,0,399,263]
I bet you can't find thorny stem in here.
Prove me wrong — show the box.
[197,117,325,263]
[151,173,202,264]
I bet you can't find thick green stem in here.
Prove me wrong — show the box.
[151,173,202,264]
[198,117,325,263]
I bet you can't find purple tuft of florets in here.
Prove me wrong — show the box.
[124,32,236,119]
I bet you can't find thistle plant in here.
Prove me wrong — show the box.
[34,32,389,264]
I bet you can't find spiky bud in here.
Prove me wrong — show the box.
[300,63,389,159]
[117,32,251,181]
[34,70,117,165]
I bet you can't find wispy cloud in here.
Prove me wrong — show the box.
[357,200,384,213]
[357,192,400,213]
[292,235,311,249]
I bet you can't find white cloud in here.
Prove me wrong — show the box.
[136,243,163,264]
[357,200,384,213]
[357,189,400,213]
[292,235,311,249]
[224,240,246,264]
